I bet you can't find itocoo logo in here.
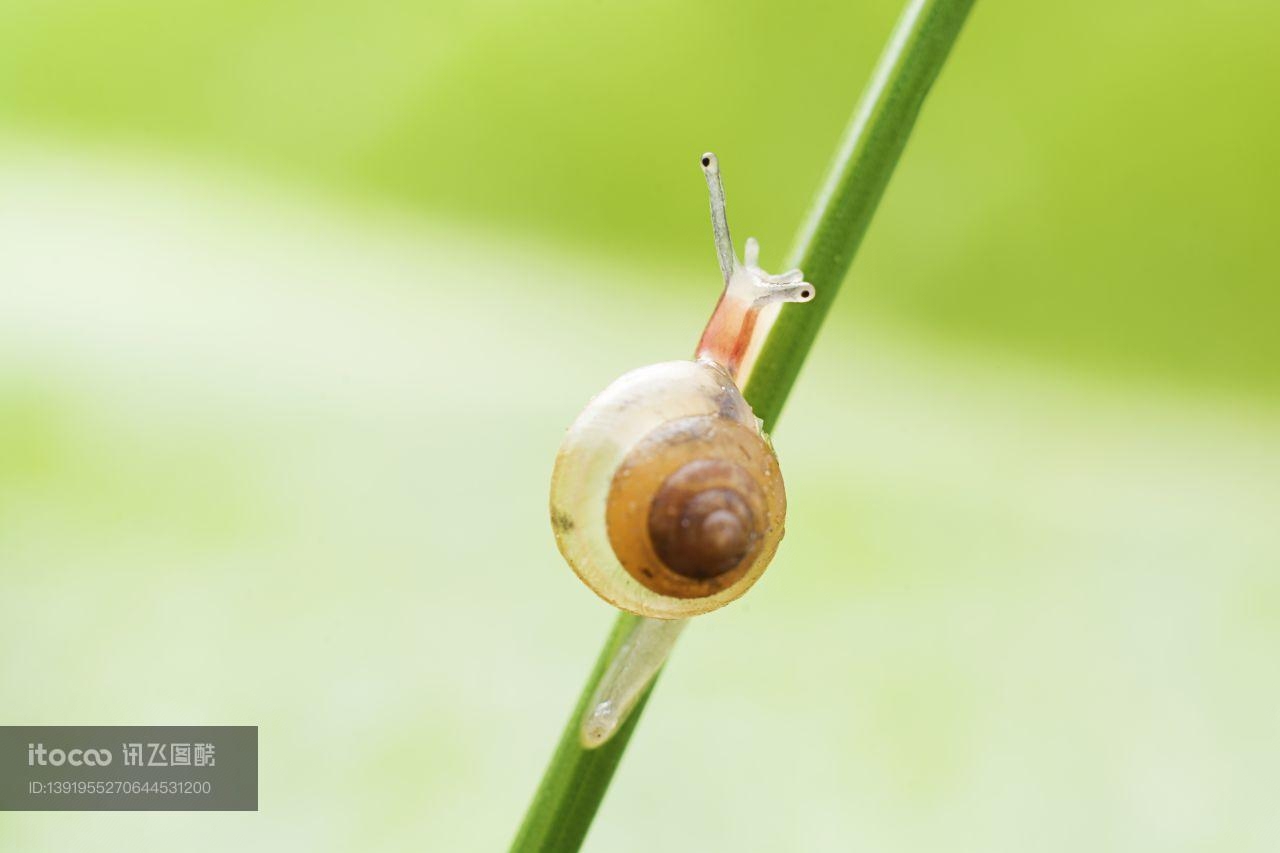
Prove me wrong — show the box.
[27,743,113,767]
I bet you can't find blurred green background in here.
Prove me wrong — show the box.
[1,0,1277,850]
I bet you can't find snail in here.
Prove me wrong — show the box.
[551,153,813,618]
[549,153,814,745]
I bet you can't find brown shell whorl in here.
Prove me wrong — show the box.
[605,414,783,600]
[649,459,758,580]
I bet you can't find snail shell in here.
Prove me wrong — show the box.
[550,359,785,619]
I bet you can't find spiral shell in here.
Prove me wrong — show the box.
[550,360,786,618]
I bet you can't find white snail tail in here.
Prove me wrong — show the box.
[580,616,687,749]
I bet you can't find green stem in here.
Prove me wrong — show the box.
[510,614,653,852]
[512,1,974,849]
[747,0,977,430]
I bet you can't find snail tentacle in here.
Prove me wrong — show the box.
[700,152,737,285]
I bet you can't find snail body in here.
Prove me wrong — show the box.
[550,154,813,621]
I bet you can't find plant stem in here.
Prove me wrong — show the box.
[512,1,974,849]
[747,0,976,431]
[510,614,654,852]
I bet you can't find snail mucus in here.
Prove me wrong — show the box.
[550,153,814,746]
